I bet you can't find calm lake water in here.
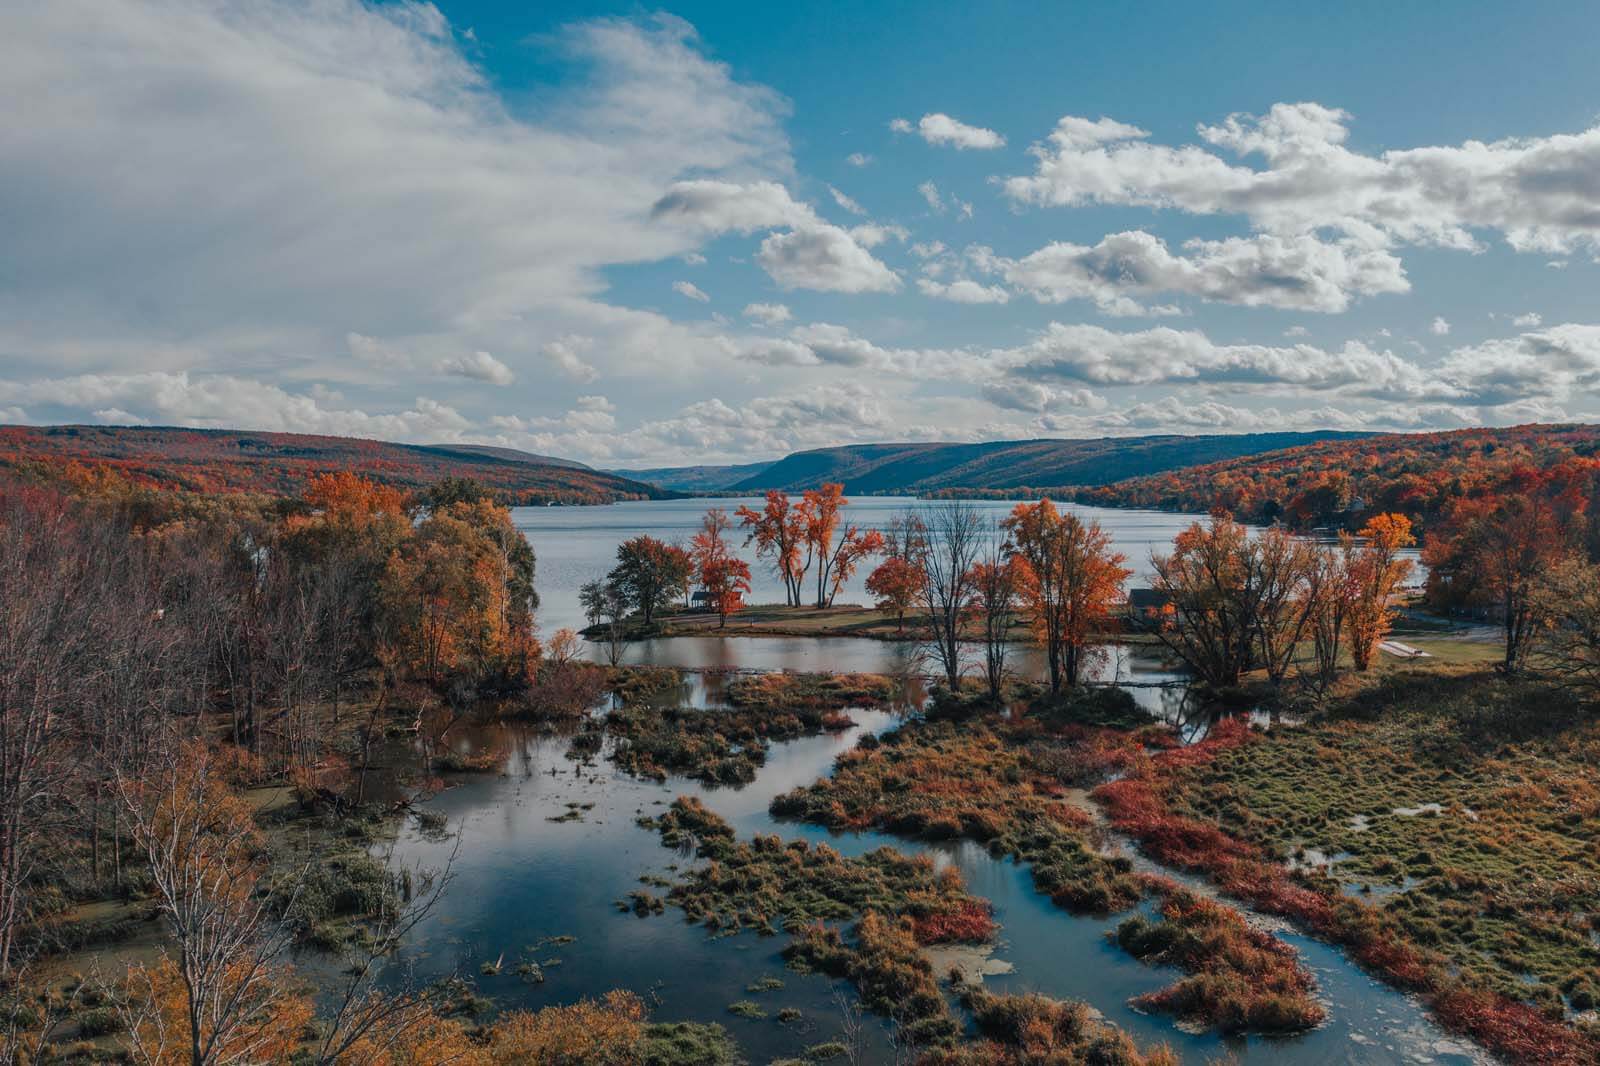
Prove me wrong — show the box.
[514,496,1204,635]
[384,711,1482,1065]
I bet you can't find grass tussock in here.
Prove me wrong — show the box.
[607,701,857,786]
[917,989,1178,1066]
[645,797,995,943]
[1115,888,1324,1033]
[724,671,897,711]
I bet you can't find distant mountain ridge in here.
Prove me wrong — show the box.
[616,432,1369,495]
[428,443,594,471]
[0,425,663,504]
[611,460,774,493]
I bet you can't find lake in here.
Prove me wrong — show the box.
[514,496,1205,635]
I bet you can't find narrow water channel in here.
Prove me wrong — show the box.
[381,702,1484,1065]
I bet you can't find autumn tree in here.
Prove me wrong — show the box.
[865,556,923,634]
[1345,513,1416,671]
[1530,559,1600,701]
[1302,542,1357,694]
[736,491,808,607]
[1150,513,1267,690]
[1004,500,1131,693]
[381,498,537,689]
[796,483,881,607]
[1250,526,1321,686]
[1436,493,1570,673]
[690,509,751,628]
[608,535,692,626]
[968,547,1021,703]
[117,742,312,1066]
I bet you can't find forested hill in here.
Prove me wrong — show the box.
[1074,423,1600,531]
[0,425,666,504]
[649,431,1367,495]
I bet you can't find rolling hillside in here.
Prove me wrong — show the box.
[0,425,665,504]
[629,432,1366,495]
[430,443,594,471]
[611,460,774,492]
[1075,423,1600,531]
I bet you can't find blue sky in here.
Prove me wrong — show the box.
[3,1,1600,464]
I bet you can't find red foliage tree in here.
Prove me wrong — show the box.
[690,509,751,628]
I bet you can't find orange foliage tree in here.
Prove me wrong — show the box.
[797,483,882,608]
[736,491,809,607]
[1428,492,1572,672]
[690,509,751,628]
[1004,500,1131,693]
[380,497,537,687]
[865,556,923,633]
[1346,513,1416,671]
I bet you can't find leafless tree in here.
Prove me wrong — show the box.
[116,742,305,1066]
[0,488,95,978]
[911,501,983,690]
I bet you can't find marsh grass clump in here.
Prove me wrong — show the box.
[783,914,958,1046]
[606,700,858,786]
[1098,671,1600,1063]
[645,798,991,1049]
[769,719,1144,915]
[639,1020,741,1065]
[919,987,1178,1066]
[647,798,995,942]
[1115,889,1324,1033]
[724,671,896,711]
[607,664,686,704]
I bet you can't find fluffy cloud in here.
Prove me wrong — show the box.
[438,351,515,386]
[916,278,1011,304]
[829,186,867,215]
[651,180,815,233]
[1438,324,1600,404]
[672,280,711,302]
[1004,102,1600,256]
[988,322,1444,400]
[541,336,600,383]
[651,180,897,292]
[742,302,792,326]
[0,371,474,438]
[756,225,901,293]
[1431,316,1452,335]
[991,231,1408,314]
[894,113,1005,150]
[0,4,789,379]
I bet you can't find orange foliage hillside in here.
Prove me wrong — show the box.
[0,425,666,504]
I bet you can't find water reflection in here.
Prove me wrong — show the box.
[375,705,1483,1065]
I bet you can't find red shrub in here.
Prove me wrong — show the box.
[912,899,998,945]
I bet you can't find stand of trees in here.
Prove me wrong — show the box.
[0,469,547,998]
[736,485,881,608]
